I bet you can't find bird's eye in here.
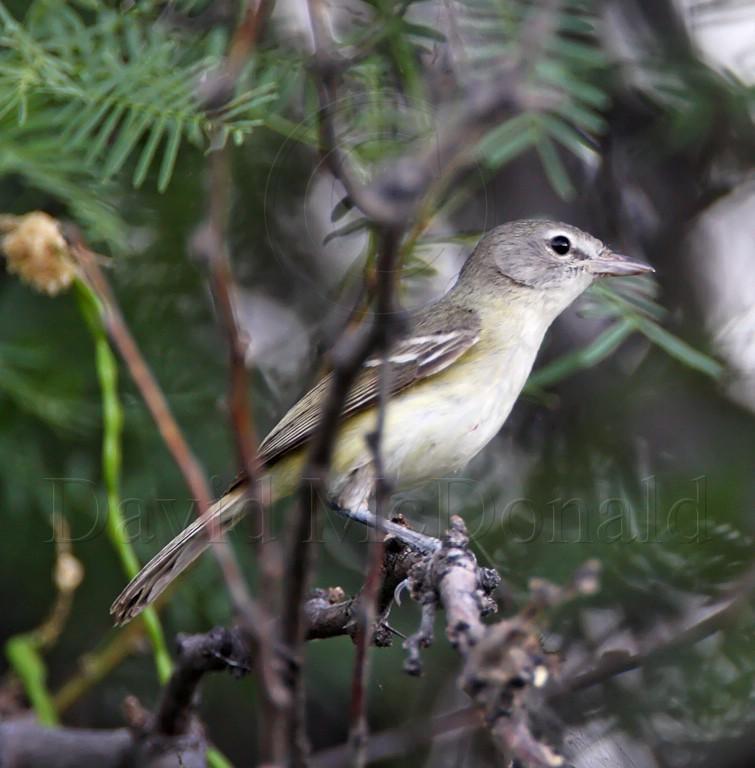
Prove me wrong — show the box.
[550,235,571,256]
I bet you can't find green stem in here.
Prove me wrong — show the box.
[74,278,172,683]
[207,746,235,768]
[5,635,58,726]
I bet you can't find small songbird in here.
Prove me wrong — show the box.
[111,219,653,624]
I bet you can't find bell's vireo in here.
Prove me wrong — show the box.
[111,219,653,623]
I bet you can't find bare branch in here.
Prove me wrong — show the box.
[349,228,401,766]
[310,707,480,768]
[191,2,290,755]
[0,629,251,768]
[553,563,755,697]
[191,115,289,727]
[0,722,139,768]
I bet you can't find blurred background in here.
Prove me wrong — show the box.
[0,1,753,766]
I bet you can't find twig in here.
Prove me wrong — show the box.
[306,0,401,225]
[328,502,440,554]
[273,1,414,758]
[198,0,276,110]
[53,620,147,714]
[2,545,420,768]
[193,113,289,719]
[275,214,407,763]
[276,319,379,762]
[5,516,84,725]
[402,598,436,678]
[306,7,550,229]
[0,722,137,768]
[69,238,276,768]
[310,707,480,768]
[154,627,253,737]
[198,147,260,495]
[552,564,755,698]
[227,0,276,79]
[0,628,252,768]
[195,0,291,759]
[349,229,400,767]
[304,532,423,642]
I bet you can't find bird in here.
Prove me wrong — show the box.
[111,219,653,624]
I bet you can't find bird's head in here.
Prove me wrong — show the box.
[461,219,654,312]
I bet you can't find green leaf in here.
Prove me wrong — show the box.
[536,134,575,199]
[631,315,724,380]
[102,108,152,179]
[323,216,369,245]
[557,12,597,35]
[132,116,166,188]
[526,318,635,390]
[217,84,277,122]
[591,281,666,323]
[157,118,182,193]
[477,114,536,168]
[541,113,593,156]
[5,635,58,726]
[84,102,126,164]
[536,60,610,108]
[556,99,607,133]
[65,99,113,147]
[330,195,353,222]
[17,92,27,124]
[0,6,276,191]
[548,36,607,67]
[402,21,447,43]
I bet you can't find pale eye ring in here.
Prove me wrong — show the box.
[550,235,571,256]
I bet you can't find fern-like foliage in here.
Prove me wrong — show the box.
[0,104,125,242]
[316,0,611,239]
[456,0,610,198]
[526,276,724,392]
[0,1,277,240]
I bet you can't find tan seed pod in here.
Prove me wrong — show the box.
[55,552,85,593]
[2,212,76,296]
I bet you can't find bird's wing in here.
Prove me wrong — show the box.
[257,305,481,467]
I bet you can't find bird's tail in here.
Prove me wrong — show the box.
[110,483,249,625]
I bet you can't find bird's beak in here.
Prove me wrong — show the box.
[588,250,655,277]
